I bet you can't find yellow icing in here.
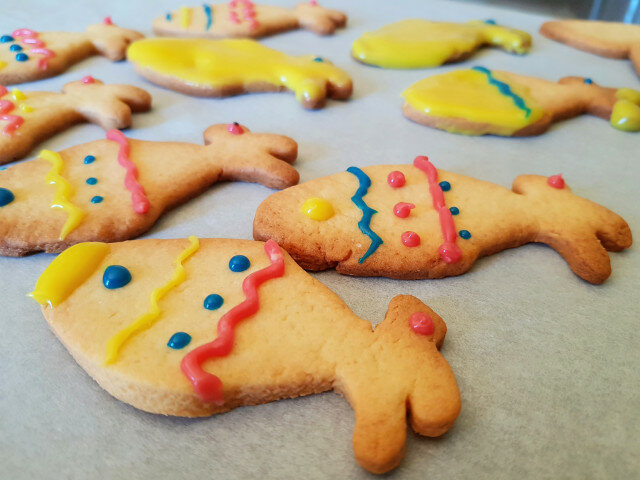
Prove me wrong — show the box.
[40,149,86,240]
[179,6,191,29]
[402,69,543,135]
[127,38,352,105]
[616,87,640,105]
[104,236,200,365]
[352,19,531,69]
[29,242,110,307]
[301,197,334,221]
[11,89,26,102]
[611,100,640,132]
[0,60,6,70]
[19,103,32,113]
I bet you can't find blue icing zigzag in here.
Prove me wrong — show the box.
[472,66,532,118]
[346,167,383,263]
[203,4,213,31]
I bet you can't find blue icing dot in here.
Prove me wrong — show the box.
[439,181,451,192]
[459,230,471,239]
[313,57,324,62]
[86,177,98,185]
[167,332,191,349]
[584,78,593,84]
[449,206,460,215]
[103,265,131,289]
[91,195,103,204]
[229,255,250,272]
[0,35,13,43]
[484,19,497,25]
[0,188,14,207]
[166,13,172,21]
[9,44,22,52]
[203,294,224,310]
[84,155,96,164]
[15,53,28,62]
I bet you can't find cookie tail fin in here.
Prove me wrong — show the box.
[294,3,347,35]
[513,175,632,284]
[85,22,144,61]
[202,124,299,189]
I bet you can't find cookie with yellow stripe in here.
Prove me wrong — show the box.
[30,236,460,474]
[0,123,297,256]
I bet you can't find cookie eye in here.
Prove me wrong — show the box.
[313,56,323,62]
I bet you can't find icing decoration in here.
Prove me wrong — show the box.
[449,206,460,215]
[83,155,96,164]
[346,166,383,263]
[41,149,85,240]
[611,89,640,132]
[11,89,25,102]
[439,181,451,192]
[28,242,110,307]
[204,294,224,310]
[409,312,434,336]
[10,45,22,52]
[15,53,28,62]
[168,332,192,349]
[103,17,114,26]
[459,230,471,239]
[91,196,103,204]
[19,103,32,113]
[0,36,13,43]
[584,78,593,84]
[402,68,542,136]
[413,156,462,264]
[387,170,406,188]
[0,87,25,136]
[313,57,323,62]
[484,19,496,25]
[203,4,213,30]
[86,177,98,185]
[104,236,200,365]
[229,254,250,272]
[301,197,334,221]
[179,6,192,29]
[166,13,172,21]
[106,130,150,215]
[0,187,14,206]
[393,202,415,218]
[12,29,55,70]
[181,239,285,404]
[547,174,565,189]
[227,122,244,134]
[401,231,421,247]
[229,0,258,30]
[81,75,95,84]
[309,0,318,5]
[352,19,531,69]
[103,265,132,290]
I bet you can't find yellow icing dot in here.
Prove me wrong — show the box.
[616,87,640,105]
[11,89,26,102]
[0,60,6,70]
[179,6,191,29]
[19,103,33,113]
[611,99,640,132]
[301,197,334,221]
[28,242,110,307]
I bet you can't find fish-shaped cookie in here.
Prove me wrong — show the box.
[0,78,151,164]
[253,156,632,284]
[0,123,298,256]
[154,1,346,38]
[0,19,143,85]
[29,237,460,474]
[126,38,353,109]
[352,19,531,69]
[402,67,640,135]
[540,20,640,78]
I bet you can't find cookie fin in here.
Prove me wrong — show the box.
[294,3,347,35]
[85,23,144,61]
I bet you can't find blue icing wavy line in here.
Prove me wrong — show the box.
[203,4,213,30]
[346,167,383,263]
[472,66,532,118]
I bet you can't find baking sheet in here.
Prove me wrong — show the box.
[0,1,638,478]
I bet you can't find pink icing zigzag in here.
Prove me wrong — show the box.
[0,86,25,136]
[12,29,56,70]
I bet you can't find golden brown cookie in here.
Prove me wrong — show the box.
[126,38,353,109]
[401,67,640,135]
[29,237,460,474]
[154,1,346,39]
[253,156,632,284]
[0,123,298,256]
[0,19,144,85]
[0,78,151,164]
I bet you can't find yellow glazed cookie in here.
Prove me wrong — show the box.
[154,1,346,39]
[30,237,460,474]
[352,19,531,69]
[126,38,353,109]
[401,67,640,135]
[0,18,143,85]
[0,78,151,165]
[254,156,632,284]
[540,20,640,78]
[0,123,298,256]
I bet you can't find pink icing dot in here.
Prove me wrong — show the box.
[103,16,114,25]
[409,312,434,336]
[401,231,420,247]
[81,75,95,84]
[393,202,415,218]
[227,122,244,135]
[310,0,318,5]
[387,171,406,188]
[547,174,565,189]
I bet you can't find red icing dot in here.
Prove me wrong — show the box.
[409,312,434,336]
[393,202,415,218]
[401,231,420,247]
[81,75,95,84]
[547,174,565,189]
[227,122,244,135]
[387,171,406,188]
[103,16,114,25]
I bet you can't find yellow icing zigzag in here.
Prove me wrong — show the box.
[104,236,200,365]
[40,149,86,240]
[179,6,191,29]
